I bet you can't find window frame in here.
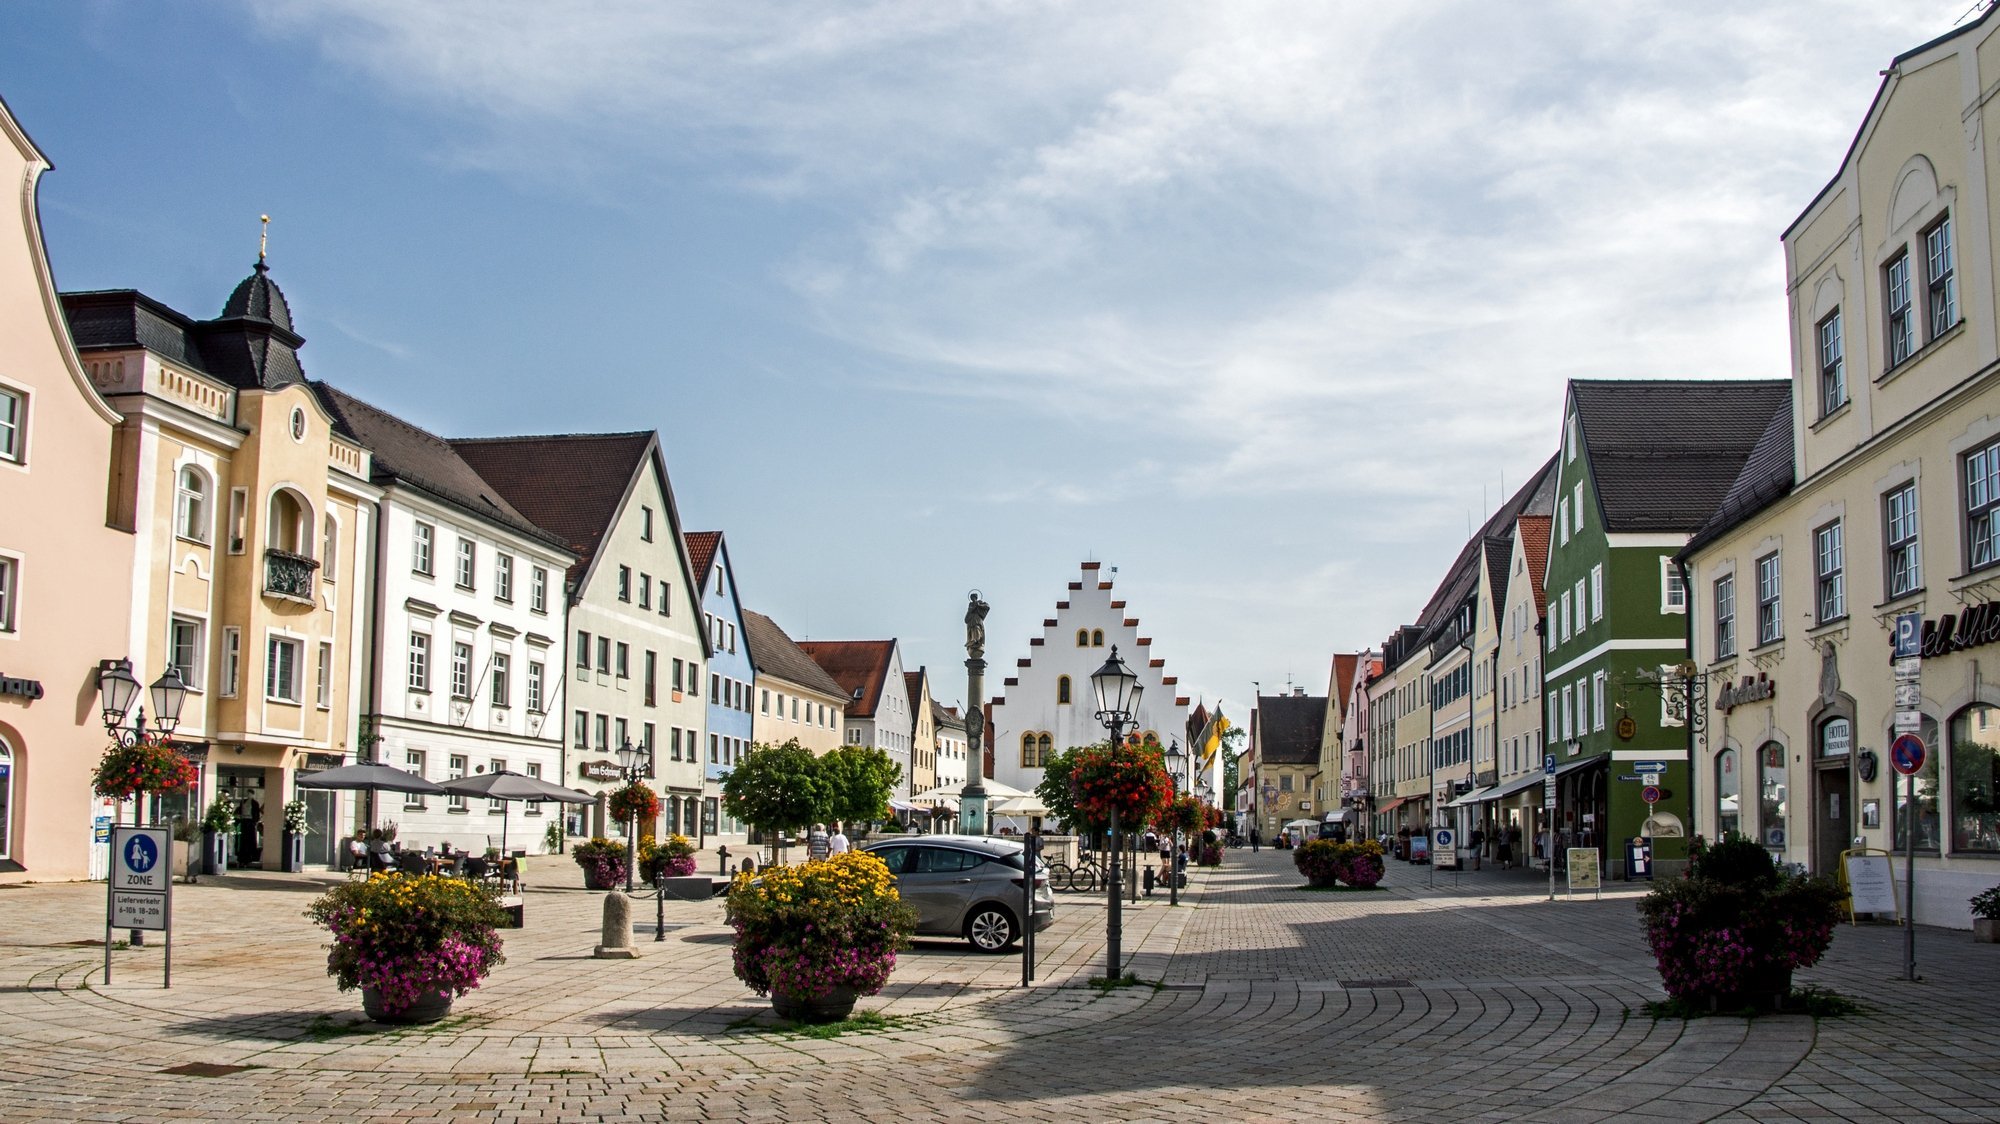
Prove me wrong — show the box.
[1885,249,1915,368]
[175,466,211,543]
[454,538,476,590]
[494,553,514,603]
[1813,520,1845,624]
[1965,436,2000,573]
[1885,482,1920,599]
[412,522,434,576]
[530,567,548,614]
[1755,552,1782,646]
[490,651,511,708]
[1925,214,1957,341]
[1817,309,1846,418]
[168,615,206,691]
[0,384,23,464]
[527,659,544,713]
[1713,574,1736,659]
[265,634,303,703]
[451,641,473,700]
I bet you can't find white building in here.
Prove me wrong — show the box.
[988,561,1190,800]
[316,386,575,853]
[798,639,911,786]
[454,432,707,839]
[932,703,968,791]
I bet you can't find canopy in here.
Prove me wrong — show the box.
[436,769,593,858]
[1445,785,1494,809]
[1282,818,1319,831]
[1322,810,1351,823]
[910,777,1033,806]
[296,762,446,796]
[992,795,1047,817]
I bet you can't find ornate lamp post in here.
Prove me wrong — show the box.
[1165,737,1184,907]
[95,659,189,946]
[614,737,651,894]
[959,592,990,837]
[1090,645,1143,980]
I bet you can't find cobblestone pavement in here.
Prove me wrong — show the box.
[1,848,1995,1121]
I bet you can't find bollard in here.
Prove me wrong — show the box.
[717,845,731,875]
[593,892,639,959]
[1142,866,1155,896]
[740,856,757,875]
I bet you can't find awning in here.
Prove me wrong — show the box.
[1554,754,1609,779]
[1445,785,1494,809]
[1483,772,1548,802]
[1376,796,1408,814]
[1322,810,1351,823]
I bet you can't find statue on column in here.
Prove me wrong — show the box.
[965,591,988,661]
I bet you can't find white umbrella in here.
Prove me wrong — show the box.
[910,777,1033,805]
[992,795,1048,817]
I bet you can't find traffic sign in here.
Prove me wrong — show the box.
[1893,612,1922,660]
[1632,761,1668,774]
[1894,710,1924,733]
[1890,733,1927,776]
[112,826,168,892]
[1543,754,1557,775]
[1895,682,1922,708]
[1542,777,1556,809]
[1433,827,1454,849]
[1641,785,1662,805]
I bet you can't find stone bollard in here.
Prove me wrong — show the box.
[717,845,731,875]
[593,891,639,959]
[740,856,757,875]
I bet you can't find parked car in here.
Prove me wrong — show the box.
[859,834,1054,952]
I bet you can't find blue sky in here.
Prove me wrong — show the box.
[2,1,1962,718]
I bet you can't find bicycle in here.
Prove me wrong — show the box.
[1059,852,1113,893]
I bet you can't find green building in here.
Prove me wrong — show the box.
[1542,379,1787,877]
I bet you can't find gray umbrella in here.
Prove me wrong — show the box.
[435,769,593,856]
[296,763,448,835]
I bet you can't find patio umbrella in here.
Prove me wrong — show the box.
[435,769,593,857]
[296,762,448,834]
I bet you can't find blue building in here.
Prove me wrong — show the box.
[686,531,754,842]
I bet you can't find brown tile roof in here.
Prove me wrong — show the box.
[741,610,847,700]
[798,640,897,718]
[684,531,721,588]
[1518,515,1552,617]
[449,431,654,588]
[904,671,926,718]
[1256,694,1325,765]
[1331,653,1362,705]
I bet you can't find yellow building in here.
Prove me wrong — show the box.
[1682,11,2000,924]
[64,261,378,870]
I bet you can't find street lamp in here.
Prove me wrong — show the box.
[1165,737,1184,907]
[614,737,650,894]
[96,659,189,947]
[1090,645,1143,980]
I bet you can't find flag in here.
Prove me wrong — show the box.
[1200,709,1230,769]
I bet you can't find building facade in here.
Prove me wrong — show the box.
[932,703,968,791]
[902,669,936,797]
[799,640,910,785]
[1488,514,1552,857]
[1248,690,1325,837]
[0,99,136,882]
[743,609,847,757]
[686,531,753,841]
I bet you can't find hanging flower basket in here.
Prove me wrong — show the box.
[608,781,661,828]
[1066,736,1173,831]
[92,740,199,801]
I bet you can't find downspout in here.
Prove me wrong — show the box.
[1677,555,1698,852]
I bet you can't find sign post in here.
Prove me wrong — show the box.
[105,824,173,988]
[1432,826,1458,871]
[1543,754,1558,902]
[1890,731,1925,981]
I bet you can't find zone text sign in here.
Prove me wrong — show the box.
[106,826,171,932]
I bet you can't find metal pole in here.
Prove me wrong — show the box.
[1021,831,1036,986]
[1904,769,1918,980]
[656,875,667,942]
[1105,716,1125,981]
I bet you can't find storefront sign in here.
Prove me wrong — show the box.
[1714,673,1774,713]
[0,675,44,701]
[579,760,623,783]
[1919,602,2000,658]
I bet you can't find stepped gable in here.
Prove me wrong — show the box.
[742,610,846,700]
[310,382,562,548]
[998,559,1189,712]
[1256,693,1325,765]
[450,431,654,585]
[797,640,896,718]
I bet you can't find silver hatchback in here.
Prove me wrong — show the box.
[859,835,1055,952]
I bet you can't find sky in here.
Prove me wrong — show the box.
[0,1,1968,719]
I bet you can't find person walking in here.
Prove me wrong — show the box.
[827,823,850,855]
[1250,826,1261,853]
[807,823,830,862]
[1497,827,1515,870]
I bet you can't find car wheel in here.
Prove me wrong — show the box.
[964,904,1018,953]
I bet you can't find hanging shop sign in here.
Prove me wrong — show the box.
[1714,673,1775,713]
[1919,602,2000,658]
[579,760,624,783]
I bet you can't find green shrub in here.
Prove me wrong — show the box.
[1686,833,1778,889]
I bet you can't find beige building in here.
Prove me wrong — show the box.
[1683,12,2000,925]
[743,609,848,756]
[1489,515,1551,856]
[902,668,936,796]
[0,98,137,883]
[64,262,379,870]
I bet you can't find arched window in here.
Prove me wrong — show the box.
[176,467,210,543]
[1021,732,1037,768]
[1037,733,1053,766]
[267,489,310,555]
[322,513,340,583]
[1715,746,1740,838]
[1076,629,1089,647]
[0,737,12,861]
[1949,704,2000,853]
[1757,741,1787,849]
[1057,676,1071,704]
[1091,629,1104,647]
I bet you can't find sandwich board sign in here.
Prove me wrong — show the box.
[1566,847,1601,899]
[105,824,172,987]
[1843,851,1897,920]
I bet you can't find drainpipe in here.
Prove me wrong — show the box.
[1677,555,1698,853]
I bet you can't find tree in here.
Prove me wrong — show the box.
[1221,739,1243,812]
[820,744,901,828]
[722,740,827,837]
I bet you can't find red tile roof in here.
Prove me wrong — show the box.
[1518,515,1552,617]
[450,431,655,587]
[1331,653,1362,705]
[684,531,721,587]
[797,640,897,719]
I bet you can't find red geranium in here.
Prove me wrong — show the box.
[92,739,199,800]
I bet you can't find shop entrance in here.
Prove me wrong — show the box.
[1814,764,1851,877]
[216,765,266,867]
[302,787,339,867]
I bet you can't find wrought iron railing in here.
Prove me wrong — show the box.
[264,548,320,601]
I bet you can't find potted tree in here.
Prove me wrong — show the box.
[1972,887,2000,943]
[727,851,917,1023]
[201,794,235,875]
[306,874,507,1023]
[1638,834,1844,1011]
[570,838,629,890]
[281,799,308,872]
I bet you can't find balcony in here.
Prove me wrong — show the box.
[264,548,320,603]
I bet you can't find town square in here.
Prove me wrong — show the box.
[5,3,2000,1120]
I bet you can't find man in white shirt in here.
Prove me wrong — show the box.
[827,823,850,855]
[807,823,830,862]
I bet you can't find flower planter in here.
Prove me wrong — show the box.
[1975,918,1999,944]
[282,832,305,873]
[362,986,455,1025]
[583,869,618,891]
[1307,875,1340,889]
[770,986,858,1024]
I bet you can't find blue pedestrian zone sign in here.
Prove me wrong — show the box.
[125,834,158,873]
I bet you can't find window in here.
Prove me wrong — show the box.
[573,709,589,749]
[0,739,12,861]
[168,616,204,690]
[1877,482,1919,599]
[658,580,670,615]
[727,623,736,652]
[527,660,544,712]
[1819,716,1850,759]
[1818,310,1846,417]
[1280,774,1293,793]
[1592,671,1606,732]
[316,642,332,708]
[1886,250,1914,366]
[321,515,339,582]
[1557,499,1569,546]
[1565,413,1577,463]
[1758,741,1788,848]
[1574,578,1587,628]
[618,566,632,602]
[594,713,609,750]
[1755,552,1782,645]
[220,627,240,697]
[0,386,22,463]
[531,567,548,613]
[455,539,475,589]
[1092,629,1104,647]
[614,717,628,750]
[1716,747,1740,838]
[412,523,434,574]
[639,574,651,610]
[1558,588,1570,641]
[525,762,544,815]
[451,642,473,699]
[447,755,467,809]
[488,759,508,813]
[709,733,720,764]
[1560,684,1573,740]
[644,651,657,706]
[672,658,684,693]
[495,553,514,602]
[760,689,770,715]
[406,750,428,809]
[1589,564,1603,622]
[1077,629,1089,647]
[1926,216,1956,339]
[1572,482,1584,534]
[1814,521,1844,623]
[575,631,591,671]
[641,506,654,542]
[266,635,301,702]
[642,723,655,755]
[1662,560,1685,613]
[491,652,511,707]
[0,556,16,633]
[687,665,698,696]
[1713,575,1736,659]
[1950,704,2000,853]
[616,642,629,679]
[228,488,248,553]
[714,564,725,596]
[1057,675,1071,704]
[1967,437,2000,571]
[176,467,209,542]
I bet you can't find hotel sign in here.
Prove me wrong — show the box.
[1920,603,2000,658]
[1714,673,1775,713]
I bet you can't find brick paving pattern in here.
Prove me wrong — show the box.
[0,847,1994,1120]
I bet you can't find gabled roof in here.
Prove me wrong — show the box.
[310,382,564,549]
[1484,536,1513,630]
[685,531,721,586]
[1412,454,1558,644]
[741,610,847,700]
[1255,694,1325,765]
[933,701,966,731]
[798,639,898,718]
[1570,380,1790,533]
[449,431,654,586]
[1682,392,1797,557]
[904,670,927,721]
[1517,515,1552,617]
[1331,654,1363,710]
